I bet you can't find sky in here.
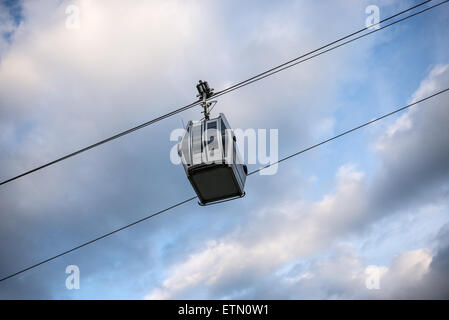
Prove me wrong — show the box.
[0,0,448,299]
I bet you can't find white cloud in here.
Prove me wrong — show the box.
[1,1,448,299]
[145,64,449,299]
[278,247,433,299]
[370,63,449,215]
[145,165,368,299]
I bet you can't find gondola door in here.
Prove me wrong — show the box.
[204,119,222,164]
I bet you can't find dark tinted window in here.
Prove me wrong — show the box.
[207,121,217,129]
[221,119,227,134]
[192,124,202,154]
[221,119,227,155]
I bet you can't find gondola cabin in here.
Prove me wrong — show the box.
[178,113,247,205]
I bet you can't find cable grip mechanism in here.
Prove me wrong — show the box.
[196,80,215,120]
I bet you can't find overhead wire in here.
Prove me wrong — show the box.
[0,196,197,283]
[1,0,444,186]
[1,86,448,283]
[212,0,432,97]
[0,100,202,186]
[213,0,449,99]
[248,87,449,175]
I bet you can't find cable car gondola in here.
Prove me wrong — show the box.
[177,81,248,206]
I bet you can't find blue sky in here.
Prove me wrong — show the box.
[0,0,448,299]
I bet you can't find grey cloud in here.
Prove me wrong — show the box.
[1,0,449,299]
[406,223,449,299]
[144,64,449,299]
[368,64,449,219]
[1,0,358,298]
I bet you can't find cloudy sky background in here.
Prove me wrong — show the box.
[0,0,448,299]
